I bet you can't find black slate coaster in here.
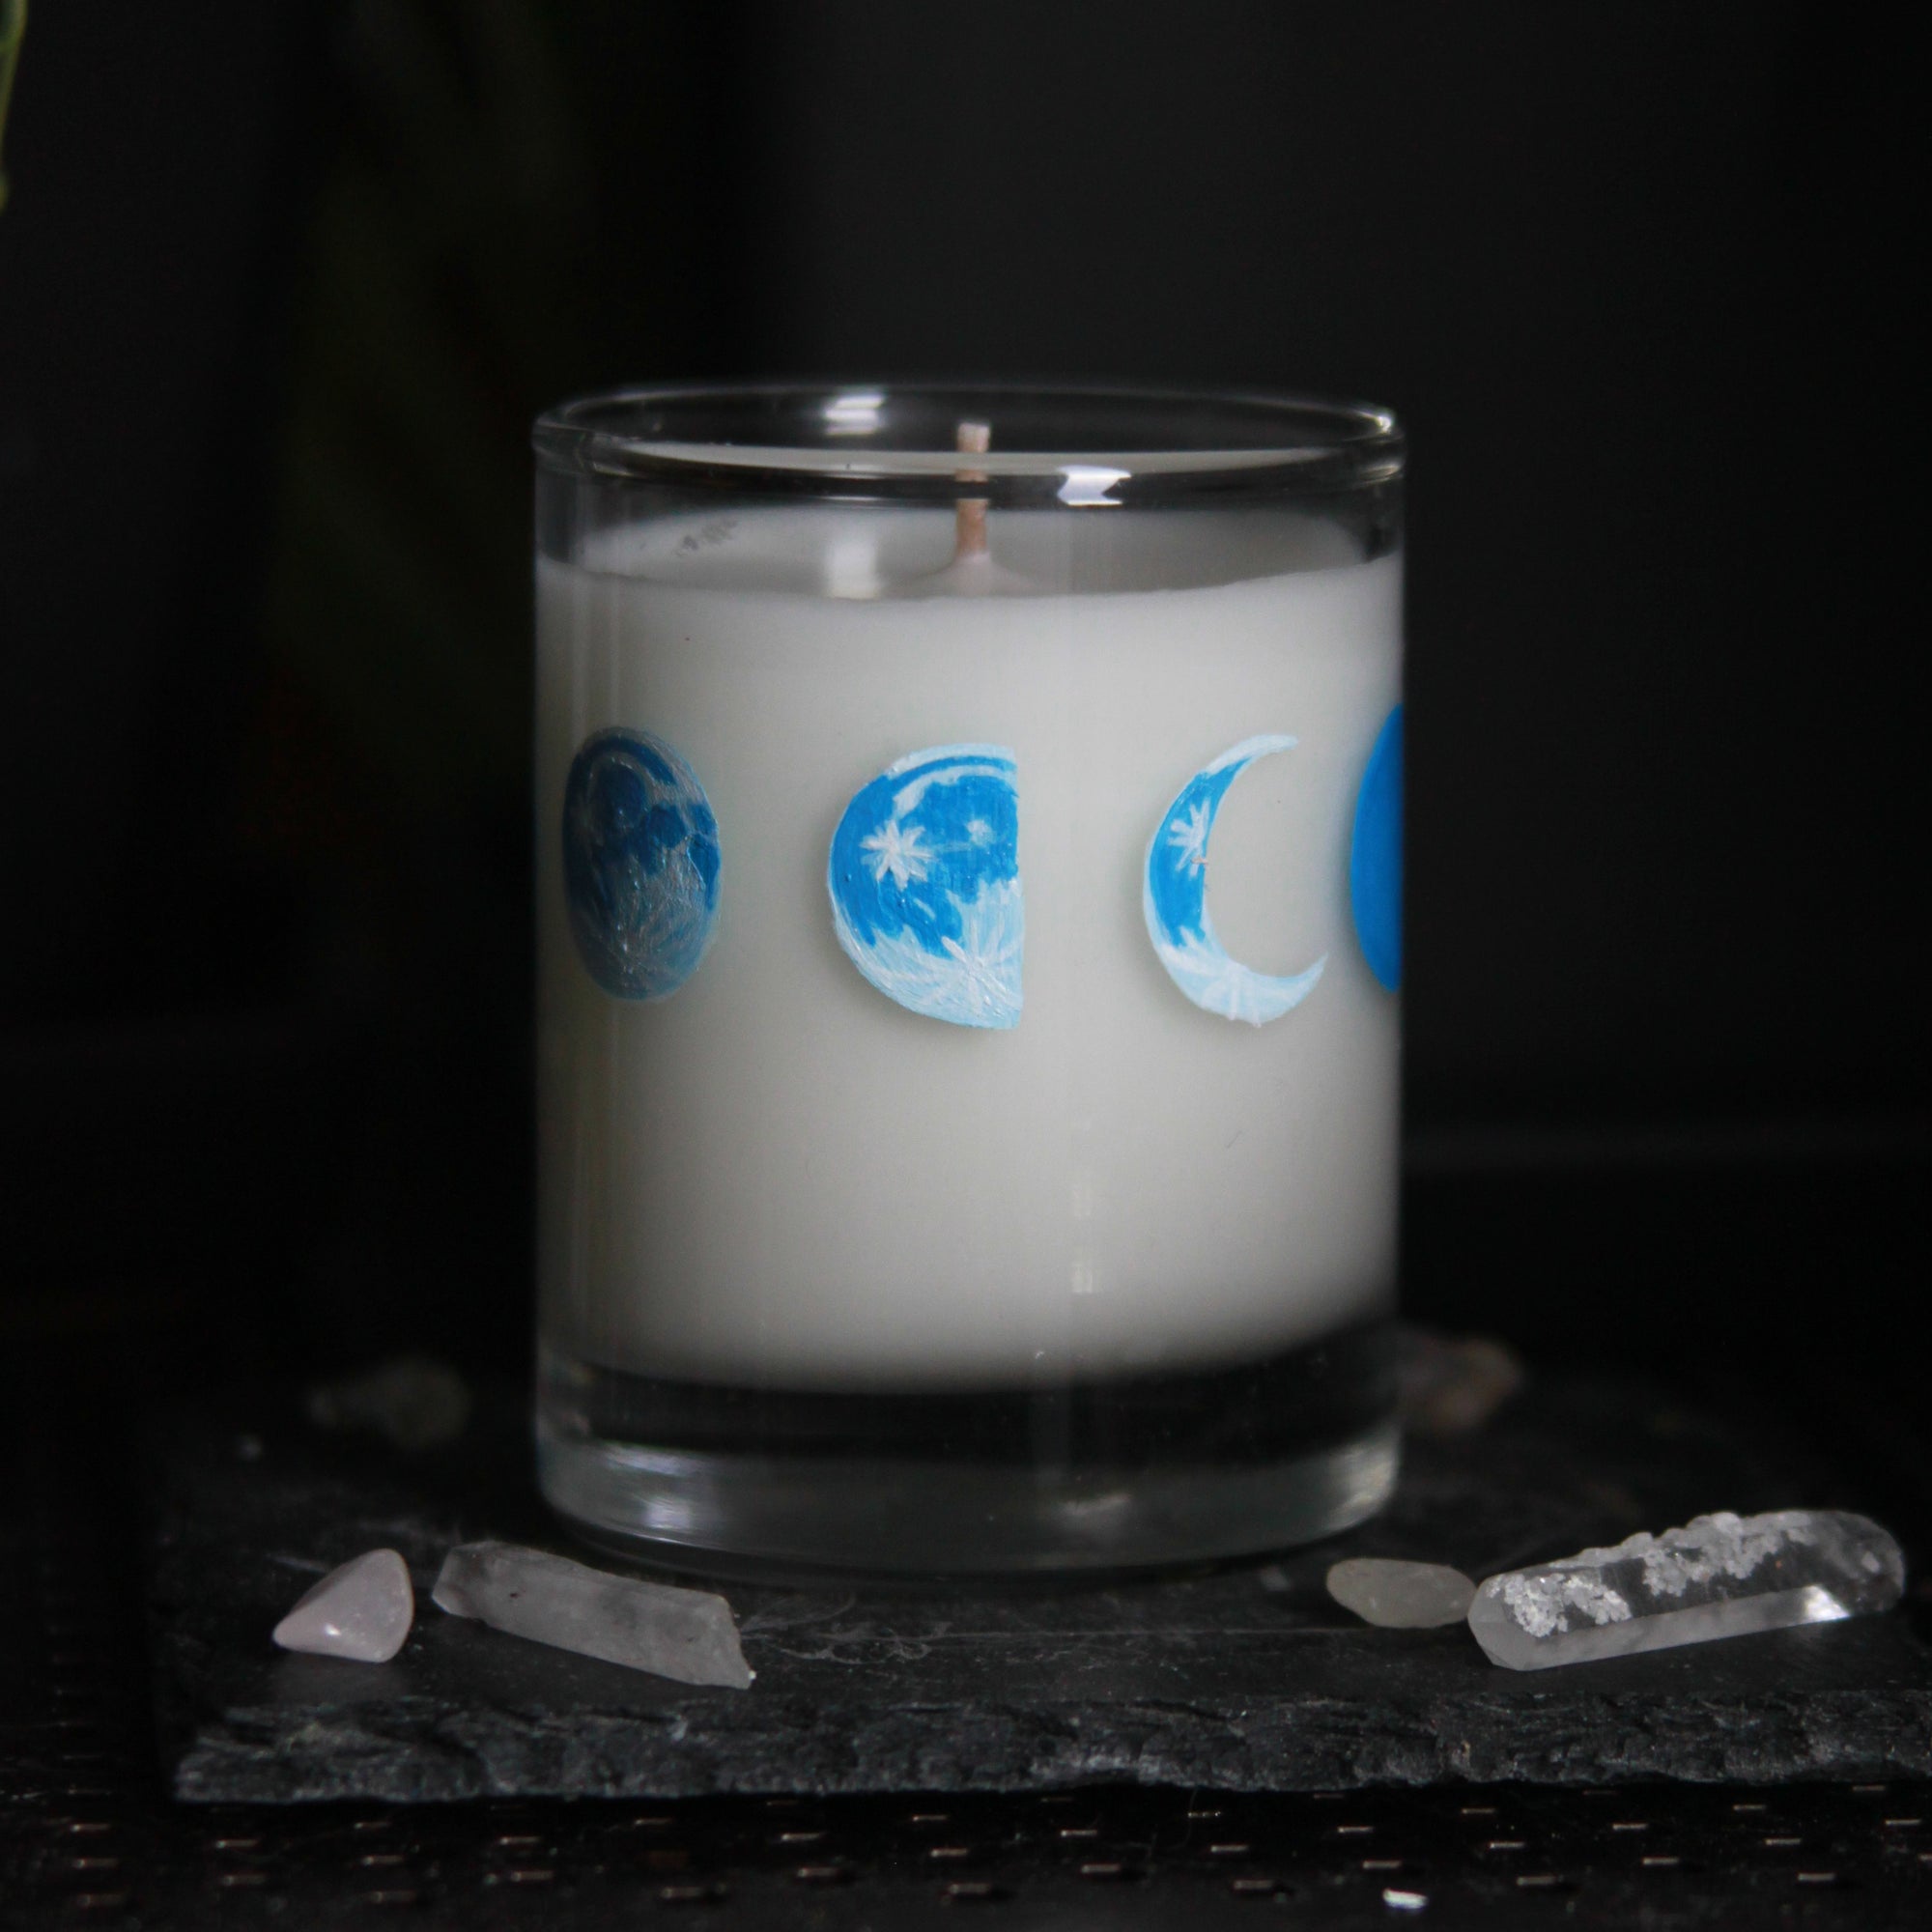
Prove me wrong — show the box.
[150,1378,1932,1802]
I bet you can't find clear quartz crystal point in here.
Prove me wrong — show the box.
[273,1548,414,1662]
[1468,1509,1905,1671]
[432,1542,753,1690]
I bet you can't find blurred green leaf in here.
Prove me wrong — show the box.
[0,0,26,212]
[263,0,593,814]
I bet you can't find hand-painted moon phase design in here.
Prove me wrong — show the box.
[828,744,1023,1028]
[1349,704,1403,992]
[1143,734,1326,1025]
[562,726,721,1000]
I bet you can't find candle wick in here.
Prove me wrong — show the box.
[954,420,991,562]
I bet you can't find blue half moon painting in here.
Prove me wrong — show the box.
[1143,734,1326,1025]
[562,726,721,1000]
[1348,704,1403,992]
[828,744,1023,1028]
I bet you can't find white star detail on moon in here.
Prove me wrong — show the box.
[828,744,1023,1028]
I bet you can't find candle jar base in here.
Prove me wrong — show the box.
[535,1321,1398,1582]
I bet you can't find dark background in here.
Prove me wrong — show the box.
[0,2,1922,1403]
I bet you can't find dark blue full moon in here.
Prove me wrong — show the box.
[562,726,721,1000]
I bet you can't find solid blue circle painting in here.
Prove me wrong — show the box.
[1348,704,1403,992]
[562,726,721,1000]
[828,744,1023,1028]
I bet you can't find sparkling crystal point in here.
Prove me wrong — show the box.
[432,1542,753,1690]
[1468,1509,1905,1671]
[1327,1556,1476,1628]
[273,1548,415,1662]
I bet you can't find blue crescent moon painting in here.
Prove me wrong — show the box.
[562,726,721,1000]
[828,744,1023,1028]
[1349,704,1403,992]
[1143,734,1327,1025]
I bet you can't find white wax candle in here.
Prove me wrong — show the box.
[537,507,1401,1388]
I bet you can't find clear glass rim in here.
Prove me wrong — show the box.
[533,382,1404,501]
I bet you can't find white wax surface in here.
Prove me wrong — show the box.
[537,507,1402,1388]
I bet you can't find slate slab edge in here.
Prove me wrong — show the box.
[167,1679,1932,1803]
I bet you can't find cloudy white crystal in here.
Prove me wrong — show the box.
[1496,1569,1631,1638]
[1469,1509,1904,1671]
[432,1541,753,1690]
[272,1548,415,1663]
[1326,1557,1476,1629]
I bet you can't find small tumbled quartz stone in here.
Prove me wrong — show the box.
[272,1548,414,1662]
[1327,1556,1476,1629]
[433,1542,753,1690]
[1469,1509,1905,1671]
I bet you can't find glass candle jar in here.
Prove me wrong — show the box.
[533,384,1405,1578]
